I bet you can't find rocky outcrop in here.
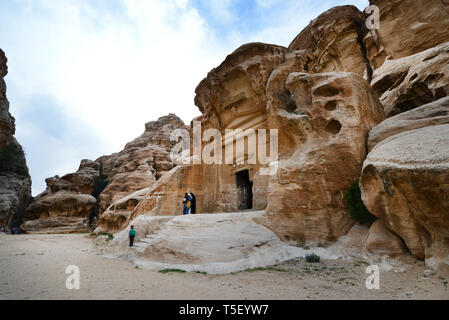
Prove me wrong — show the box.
[0,48,32,229]
[257,72,384,243]
[23,160,100,233]
[361,124,449,266]
[367,97,449,150]
[339,221,407,258]
[365,0,449,70]
[370,42,449,116]
[121,42,384,245]
[94,114,187,231]
[105,211,307,274]
[289,5,371,78]
[365,220,407,257]
[356,0,449,268]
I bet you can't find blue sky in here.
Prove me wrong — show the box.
[0,0,368,195]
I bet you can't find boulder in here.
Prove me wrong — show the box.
[361,124,449,266]
[105,211,305,274]
[365,220,407,256]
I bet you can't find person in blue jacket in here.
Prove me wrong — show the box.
[129,225,136,247]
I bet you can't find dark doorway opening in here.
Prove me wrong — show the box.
[236,170,253,210]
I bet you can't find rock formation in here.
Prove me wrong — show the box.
[0,48,32,229]
[120,42,384,244]
[370,42,449,116]
[258,71,384,243]
[289,5,372,78]
[105,211,308,274]
[10,0,449,269]
[361,124,449,266]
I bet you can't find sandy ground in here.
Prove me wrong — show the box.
[0,233,448,300]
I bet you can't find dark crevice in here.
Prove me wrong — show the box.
[354,19,373,83]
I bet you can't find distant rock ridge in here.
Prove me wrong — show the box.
[0,48,32,229]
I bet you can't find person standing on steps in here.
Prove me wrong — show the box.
[129,225,136,247]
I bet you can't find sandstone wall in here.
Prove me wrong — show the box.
[365,0,449,70]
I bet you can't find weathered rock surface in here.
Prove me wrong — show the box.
[371,42,449,116]
[27,114,187,233]
[361,124,449,266]
[289,5,371,77]
[0,48,32,229]
[368,97,449,150]
[94,114,187,231]
[23,160,100,233]
[365,0,449,70]
[96,187,150,233]
[105,211,307,274]
[125,46,385,247]
[257,72,384,243]
[337,220,407,259]
[125,43,312,222]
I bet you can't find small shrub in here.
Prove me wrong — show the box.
[345,179,376,224]
[158,268,186,274]
[305,253,320,263]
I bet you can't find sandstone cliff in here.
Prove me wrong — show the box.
[0,49,32,229]
[23,114,187,233]
[358,0,449,267]
[12,0,449,269]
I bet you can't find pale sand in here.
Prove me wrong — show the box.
[0,233,448,300]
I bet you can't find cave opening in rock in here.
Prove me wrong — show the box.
[236,169,253,210]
